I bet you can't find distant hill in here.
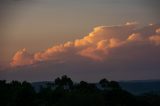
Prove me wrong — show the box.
[32,81,53,92]
[32,80,160,95]
[119,80,160,95]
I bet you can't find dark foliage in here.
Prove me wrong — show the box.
[0,75,160,106]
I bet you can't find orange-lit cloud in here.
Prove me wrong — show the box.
[156,28,160,34]
[11,22,160,67]
[127,33,142,41]
[10,48,34,67]
[149,35,160,45]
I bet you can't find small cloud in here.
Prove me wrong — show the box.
[125,21,138,26]
[127,33,142,41]
[156,28,160,34]
[149,35,160,45]
[10,48,34,67]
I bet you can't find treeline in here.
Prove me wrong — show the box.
[0,75,160,106]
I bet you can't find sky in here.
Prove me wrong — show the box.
[0,0,160,82]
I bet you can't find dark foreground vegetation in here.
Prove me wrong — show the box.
[0,75,160,106]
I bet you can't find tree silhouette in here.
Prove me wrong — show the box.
[0,76,159,106]
[99,78,109,89]
[54,75,73,90]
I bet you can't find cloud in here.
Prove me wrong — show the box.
[10,22,160,67]
[125,21,138,26]
[10,48,34,67]
[156,28,160,34]
[3,22,160,81]
[127,33,142,41]
[149,35,160,45]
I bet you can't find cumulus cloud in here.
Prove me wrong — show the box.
[0,22,159,81]
[149,35,160,45]
[156,28,160,34]
[127,33,142,41]
[11,48,34,67]
[10,22,160,68]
